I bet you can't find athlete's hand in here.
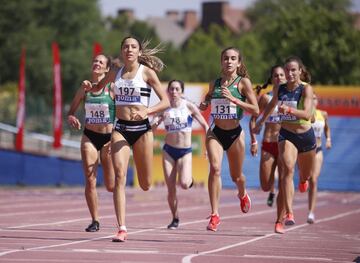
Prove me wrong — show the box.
[326,139,332,149]
[81,80,92,92]
[67,115,81,130]
[199,101,209,111]
[250,142,258,156]
[253,121,263,135]
[221,86,235,102]
[130,108,148,121]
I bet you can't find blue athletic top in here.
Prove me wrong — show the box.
[278,83,310,125]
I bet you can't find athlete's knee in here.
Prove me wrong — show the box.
[179,179,192,190]
[139,183,151,191]
[309,176,317,186]
[114,172,127,186]
[85,175,97,188]
[138,179,151,191]
[282,164,294,176]
[261,183,272,192]
[209,164,221,177]
[231,173,245,184]
[104,183,114,192]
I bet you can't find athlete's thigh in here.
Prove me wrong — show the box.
[206,134,224,172]
[312,151,323,180]
[177,153,192,184]
[227,131,245,179]
[100,141,115,188]
[132,131,153,181]
[278,140,298,171]
[298,149,316,179]
[260,150,277,185]
[162,151,177,184]
[111,131,131,174]
[81,135,99,174]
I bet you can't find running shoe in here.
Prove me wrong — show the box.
[284,213,295,225]
[267,192,275,207]
[85,220,99,232]
[240,193,251,213]
[307,212,315,224]
[167,218,179,229]
[112,230,127,242]
[274,222,285,234]
[189,179,194,188]
[206,214,220,232]
[298,180,309,193]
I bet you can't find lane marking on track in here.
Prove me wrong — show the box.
[0,192,338,259]
[73,249,159,254]
[181,208,360,263]
[0,200,314,257]
[243,254,332,261]
[0,200,169,217]
[3,199,270,229]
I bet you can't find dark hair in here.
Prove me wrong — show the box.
[94,54,112,69]
[167,79,184,93]
[120,36,165,72]
[220,47,250,78]
[284,56,311,83]
[255,64,284,95]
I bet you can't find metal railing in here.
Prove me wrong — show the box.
[0,122,81,160]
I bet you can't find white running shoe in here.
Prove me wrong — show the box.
[307,212,315,224]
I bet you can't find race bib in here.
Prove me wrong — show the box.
[85,103,110,124]
[163,110,189,132]
[278,101,297,121]
[115,85,141,103]
[211,98,237,120]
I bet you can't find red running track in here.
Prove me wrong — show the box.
[0,186,359,263]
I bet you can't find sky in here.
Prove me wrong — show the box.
[99,0,360,19]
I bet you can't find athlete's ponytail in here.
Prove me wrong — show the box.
[255,64,283,95]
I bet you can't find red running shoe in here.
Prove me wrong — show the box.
[240,193,251,213]
[112,230,127,242]
[206,214,220,232]
[275,222,285,234]
[284,213,295,225]
[299,180,309,193]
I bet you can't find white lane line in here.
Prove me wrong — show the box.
[243,254,332,261]
[179,201,327,227]
[0,201,312,257]
[0,191,330,219]
[0,225,169,257]
[73,249,159,254]
[181,208,360,263]
[0,200,169,217]
[3,199,267,229]
[0,193,338,259]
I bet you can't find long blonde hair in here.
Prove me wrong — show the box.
[121,36,165,73]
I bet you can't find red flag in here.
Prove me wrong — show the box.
[15,47,26,151]
[52,42,62,148]
[93,42,102,57]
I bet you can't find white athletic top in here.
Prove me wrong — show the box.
[114,64,152,107]
[312,109,325,138]
[266,94,280,124]
[163,99,193,133]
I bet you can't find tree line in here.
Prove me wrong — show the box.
[0,0,359,133]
